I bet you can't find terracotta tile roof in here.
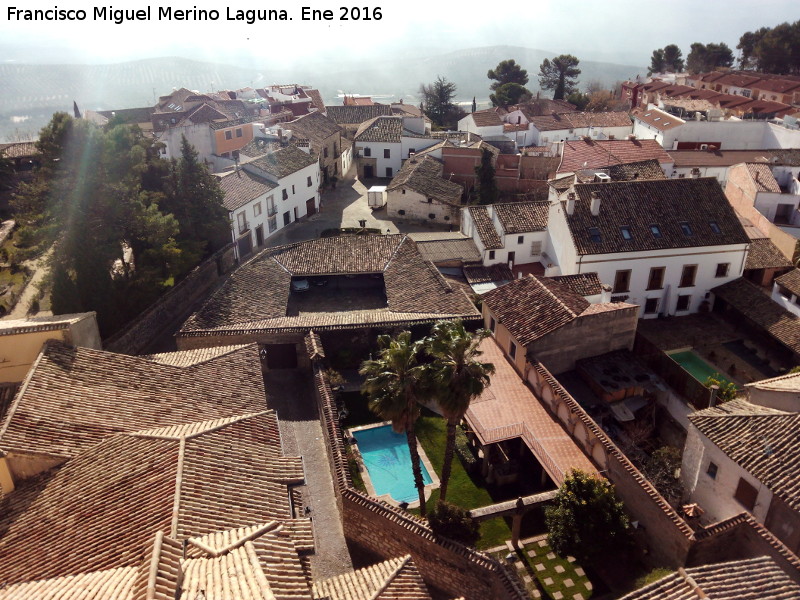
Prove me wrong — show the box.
[746,371,800,392]
[493,202,549,233]
[668,149,772,168]
[386,155,463,205]
[463,264,514,284]
[0,566,140,600]
[183,103,229,125]
[467,206,502,250]
[325,104,392,125]
[218,169,277,212]
[618,556,800,600]
[736,98,793,116]
[745,238,792,270]
[208,115,262,131]
[482,275,590,347]
[529,111,631,132]
[745,162,781,193]
[605,159,667,181]
[286,111,342,146]
[0,141,39,158]
[312,555,431,600]
[752,78,800,94]
[511,99,578,119]
[249,145,318,179]
[775,269,800,297]
[567,178,749,255]
[713,278,800,355]
[690,399,800,510]
[469,109,503,127]
[142,345,253,367]
[0,412,304,586]
[714,73,765,88]
[0,312,94,336]
[354,116,404,143]
[181,235,479,335]
[559,139,673,173]
[94,106,156,126]
[306,88,326,112]
[0,342,266,460]
[415,239,482,264]
[550,273,602,297]
[632,108,685,131]
[465,337,597,483]
[767,149,800,166]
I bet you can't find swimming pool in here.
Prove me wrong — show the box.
[352,424,433,503]
[669,350,733,386]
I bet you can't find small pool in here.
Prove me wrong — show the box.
[669,350,733,385]
[352,424,433,503]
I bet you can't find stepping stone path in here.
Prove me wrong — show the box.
[555,565,565,574]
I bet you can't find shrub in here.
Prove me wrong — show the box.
[428,500,480,547]
[455,426,476,469]
[705,373,737,402]
[28,296,39,314]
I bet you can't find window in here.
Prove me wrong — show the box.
[386,168,393,177]
[706,462,718,479]
[402,189,406,194]
[283,211,291,226]
[324,147,329,158]
[267,197,277,217]
[613,270,631,293]
[620,225,633,240]
[282,189,288,201]
[268,215,277,233]
[530,241,542,256]
[489,316,496,333]
[225,130,232,140]
[254,202,262,217]
[429,213,436,220]
[734,478,758,511]
[644,298,659,314]
[235,128,242,138]
[676,295,691,312]
[237,212,248,234]
[517,235,524,244]
[427,198,433,204]
[488,250,496,260]
[680,265,697,288]
[408,148,415,154]
[679,221,693,236]
[509,340,517,360]
[715,263,730,278]
[363,147,371,157]
[647,267,665,290]
[709,220,721,234]
[398,209,406,215]
[384,149,390,159]
[307,176,312,187]
[588,227,602,243]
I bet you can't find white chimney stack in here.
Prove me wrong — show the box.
[566,192,576,215]
[590,191,601,216]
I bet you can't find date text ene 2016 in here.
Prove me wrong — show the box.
[301,7,383,20]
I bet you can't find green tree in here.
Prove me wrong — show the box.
[359,331,428,516]
[545,469,630,564]
[0,150,14,191]
[427,500,480,546]
[686,42,734,74]
[738,28,770,70]
[488,59,529,90]
[474,148,498,205]
[648,48,666,75]
[750,21,800,75]
[423,320,494,503]
[566,91,590,110]
[490,82,531,108]
[419,76,465,129]
[538,55,581,100]
[663,44,685,72]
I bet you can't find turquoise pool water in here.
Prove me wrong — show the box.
[353,424,432,503]
[669,350,733,385]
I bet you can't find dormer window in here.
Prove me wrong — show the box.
[620,226,633,240]
[650,224,662,238]
[679,222,693,236]
[709,221,721,234]
[588,227,602,243]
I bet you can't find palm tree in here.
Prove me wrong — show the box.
[425,320,495,503]
[359,331,428,516]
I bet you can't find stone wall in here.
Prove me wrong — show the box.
[104,244,237,355]
[527,362,695,567]
[308,338,527,600]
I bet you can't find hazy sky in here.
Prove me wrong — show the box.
[1,0,797,66]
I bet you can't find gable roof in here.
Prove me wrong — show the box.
[386,155,463,205]
[529,111,632,132]
[0,411,305,586]
[618,556,800,600]
[744,162,781,193]
[746,238,793,271]
[550,272,603,297]
[776,269,800,297]
[690,399,800,510]
[325,104,393,125]
[559,139,673,173]
[668,149,772,168]
[0,312,95,337]
[248,144,318,179]
[285,111,342,146]
[354,116,404,143]
[0,342,266,460]
[605,159,667,182]
[482,275,590,346]
[566,178,749,255]
[469,109,504,127]
[467,206,503,250]
[218,169,277,212]
[493,202,549,233]
[312,555,431,600]
[631,107,685,131]
[180,235,479,336]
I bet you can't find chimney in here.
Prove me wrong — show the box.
[566,192,576,215]
[518,271,523,279]
[600,284,612,303]
[709,384,720,408]
[755,170,760,183]
[590,191,601,216]
[627,134,636,141]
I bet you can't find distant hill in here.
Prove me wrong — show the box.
[0,45,644,141]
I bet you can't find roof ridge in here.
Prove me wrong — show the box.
[131,411,271,440]
[169,437,186,538]
[382,234,410,272]
[187,521,281,557]
[535,276,579,318]
[368,555,412,600]
[0,342,48,442]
